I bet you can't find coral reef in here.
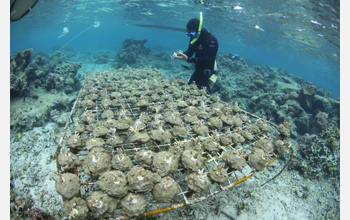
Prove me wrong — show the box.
[134,150,155,169]
[215,54,339,139]
[116,38,150,68]
[115,38,178,71]
[220,65,340,180]
[28,207,51,220]
[65,134,86,152]
[93,52,109,64]
[10,49,82,98]
[44,60,82,93]
[10,49,84,134]
[10,195,52,220]
[10,48,33,97]
[294,122,340,179]
[10,43,340,220]
[11,196,28,219]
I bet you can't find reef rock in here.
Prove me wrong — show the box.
[10,48,33,97]
[117,38,150,68]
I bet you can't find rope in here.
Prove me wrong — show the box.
[56,87,84,171]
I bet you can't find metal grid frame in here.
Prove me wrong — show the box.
[56,68,292,219]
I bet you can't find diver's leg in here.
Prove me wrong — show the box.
[188,70,201,85]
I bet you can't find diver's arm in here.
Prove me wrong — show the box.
[173,40,195,61]
[183,41,196,59]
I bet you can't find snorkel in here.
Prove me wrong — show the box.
[190,12,203,45]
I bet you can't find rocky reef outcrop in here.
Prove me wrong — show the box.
[10,49,82,98]
[116,38,150,68]
[215,53,340,180]
[115,38,176,70]
[291,121,340,180]
[216,53,340,139]
[10,48,34,97]
[10,49,83,133]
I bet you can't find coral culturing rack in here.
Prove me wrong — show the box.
[55,67,292,219]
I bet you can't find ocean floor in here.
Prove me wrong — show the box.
[10,48,340,219]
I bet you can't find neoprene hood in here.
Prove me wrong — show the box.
[186,18,200,32]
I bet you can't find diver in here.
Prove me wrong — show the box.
[173,12,219,94]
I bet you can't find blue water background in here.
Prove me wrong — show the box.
[10,0,340,98]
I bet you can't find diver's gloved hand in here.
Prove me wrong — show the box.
[209,74,217,83]
[173,50,188,61]
[208,74,217,92]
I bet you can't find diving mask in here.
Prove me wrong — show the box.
[187,31,198,37]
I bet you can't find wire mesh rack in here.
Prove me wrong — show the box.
[55,67,292,219]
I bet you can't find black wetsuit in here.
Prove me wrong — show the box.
[183,28,219,90]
